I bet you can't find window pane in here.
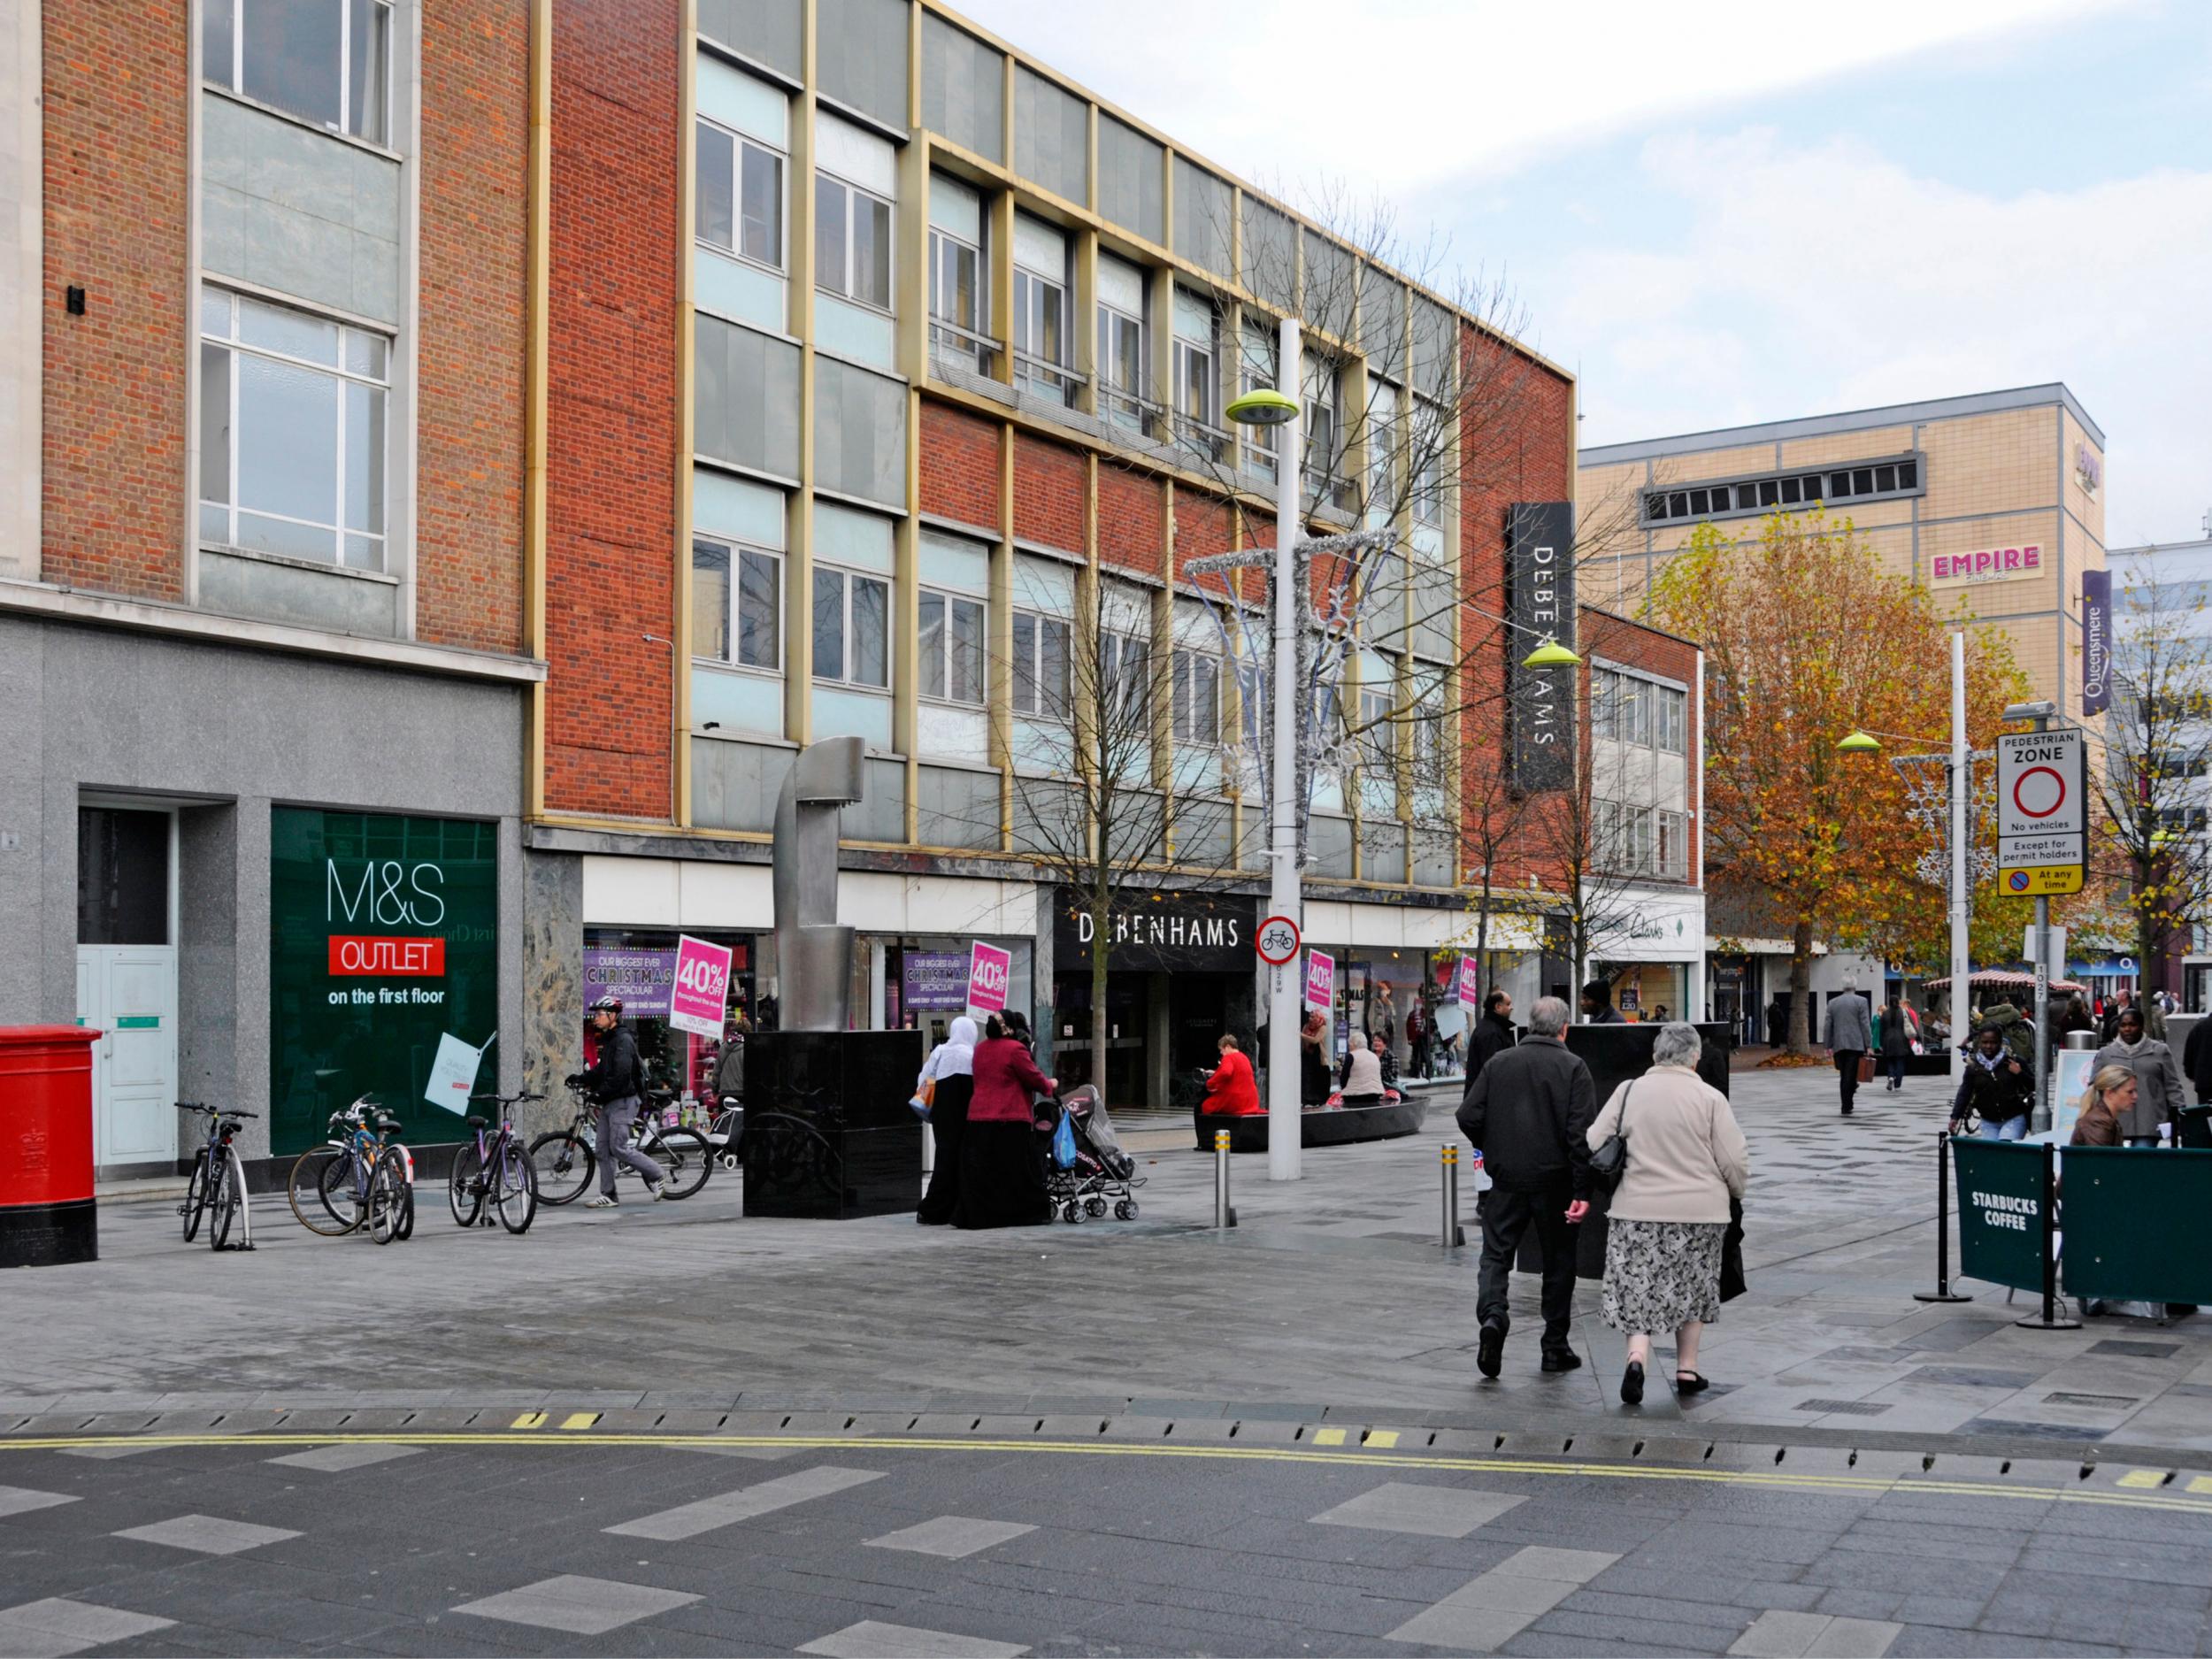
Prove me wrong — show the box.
[1042,618,1069,717]
[1012,613,1037,711]
[77,808,171,947]
[240,296,338,365]
[342,327,383,377]
[918,589,946,699]
[953,242,978,327]
[741,143,782,266]
[237,351,338,531]
[693,541,732,659]
[812,568,844,681]
[348,0,388,142]
[1198,656,1219,742]
[695,124,733,249]
[950,597,984,703]
[1171,651,1190,736]
[237,510,337,561]
[1038,281,1064,363]
[856,195,891,310]
[738,549,780,668]
[852,575,888,687]
[205,0,236,87]
[815,174,848,296]
[242,0,343,129]
[343,380,383,534]
[199,342,231,509]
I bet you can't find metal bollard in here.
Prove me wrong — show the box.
[1214,1129,1236,1228]
[1440,1144,1465,1247]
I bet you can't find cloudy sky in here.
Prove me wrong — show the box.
[953,0,2211,548]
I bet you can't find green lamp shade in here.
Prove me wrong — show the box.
[1836,730,1882,753]
[1520,639,1579,669]
[1225,388,1299,427]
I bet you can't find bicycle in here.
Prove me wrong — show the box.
[449,1090,542,1233]
[286,1096,415,1244]
[178,1102,257,1251]
[528,1085,711,1206]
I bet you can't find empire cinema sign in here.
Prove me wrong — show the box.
[1932,543,2042,585]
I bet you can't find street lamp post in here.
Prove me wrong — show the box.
[1226,322,1582,1179]
[1228,317,1307,1182]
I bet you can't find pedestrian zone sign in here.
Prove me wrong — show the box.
[1994,728,2085,893]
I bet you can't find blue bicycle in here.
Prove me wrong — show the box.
[285,1096,414,1244]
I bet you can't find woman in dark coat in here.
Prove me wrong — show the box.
[955,1016,1056,1229]
[915,1016,977,1225]
[1300,1010,1332,1106]
[1879,995,1914,1092]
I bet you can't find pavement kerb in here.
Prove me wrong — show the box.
[5,1425,2211,1519]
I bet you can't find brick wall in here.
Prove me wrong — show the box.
[1171,489,1232,595]
[415,0,529,656]
[42,0,190,599]
[918,400,1001,531]
[1010,431,1081,550]
[542,0,678,819]
[1096,464,1163,577]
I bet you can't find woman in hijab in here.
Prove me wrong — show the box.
[956,1014,1057,1229]
[915,1015,978,1225]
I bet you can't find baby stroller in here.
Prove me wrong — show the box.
[1042,1085,1145,1223]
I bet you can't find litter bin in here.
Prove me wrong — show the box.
[0,1025,101,1267]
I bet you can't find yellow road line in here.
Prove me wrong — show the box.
[510,1412,547,1429]
[558,1412,601,1431]
[4,1432,2208,1517]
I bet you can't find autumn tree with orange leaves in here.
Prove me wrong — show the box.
[1651,512,2028,1053]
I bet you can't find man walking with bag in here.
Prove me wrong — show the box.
[1456,995,1596,1378]
[1823,979,1872,1117]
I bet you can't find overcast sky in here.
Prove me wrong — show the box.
[952,0,2212,548]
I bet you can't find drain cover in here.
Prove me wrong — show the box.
[2042,1392,2140,1409]
[1797,1399,1893,1416]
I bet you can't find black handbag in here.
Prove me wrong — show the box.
[1720,1195,1748,1302]
[1588,1080,1634,1194]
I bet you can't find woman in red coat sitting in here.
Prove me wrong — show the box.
[1202,1033,1263,1115]
[955,1014,1057,1229]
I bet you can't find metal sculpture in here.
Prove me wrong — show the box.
[771,735,864,1032]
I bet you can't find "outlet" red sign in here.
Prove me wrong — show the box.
[328,935,446,976]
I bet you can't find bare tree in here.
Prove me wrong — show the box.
[999,568,1235,1102]
[2093,560,2212,995]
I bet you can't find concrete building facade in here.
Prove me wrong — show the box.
[1578,385,2108,723]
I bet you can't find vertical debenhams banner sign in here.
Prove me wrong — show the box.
[2080,569,2111,715]
[1506,502,1575,790]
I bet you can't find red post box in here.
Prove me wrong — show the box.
[0,1026,101,1267]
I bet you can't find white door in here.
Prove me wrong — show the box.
[75,804,180,1170]
[78,946,180,1166]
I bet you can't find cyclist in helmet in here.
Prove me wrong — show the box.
[565,994,666,1205]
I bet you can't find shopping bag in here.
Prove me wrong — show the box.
[1719,1197,1747,1302]
[1050,1110,1078,1170]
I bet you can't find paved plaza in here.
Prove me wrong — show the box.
[4,1066,2211,1655]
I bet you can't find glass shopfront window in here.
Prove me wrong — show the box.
[880,935,1033,1049]
[582,927,770,1102]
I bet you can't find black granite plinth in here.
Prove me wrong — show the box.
[1194,1095,1429,1153]
[1509,1023,1732,1279]
[741,1029,926,1219]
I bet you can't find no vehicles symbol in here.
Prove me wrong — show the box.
[2012,766,2066,819]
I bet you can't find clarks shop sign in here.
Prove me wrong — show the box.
[1053,888,1250,972]
[1506,502,1575,791]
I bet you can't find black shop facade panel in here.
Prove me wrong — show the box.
[1049,887,1257,1112]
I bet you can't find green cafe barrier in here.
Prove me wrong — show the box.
[1946,1136,2212,1326]
[2062,1146,2212,1308]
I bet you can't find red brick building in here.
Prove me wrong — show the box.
[522,0,1589,1109]
[4,0,539,1176]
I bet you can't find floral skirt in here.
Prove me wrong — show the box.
[1601,1218,1725,1335]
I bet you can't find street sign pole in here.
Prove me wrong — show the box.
[1996,708,2082,1131]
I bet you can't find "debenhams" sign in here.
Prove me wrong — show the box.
[1052,888,1251,972]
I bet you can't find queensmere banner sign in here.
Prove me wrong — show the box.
[268,809,499,1157]
[1506,502,1575,791]
[2080,569,2112,715]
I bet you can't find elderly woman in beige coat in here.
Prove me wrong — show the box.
[1586,1023,1749,1404]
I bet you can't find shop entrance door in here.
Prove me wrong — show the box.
[75,806,179,1170]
